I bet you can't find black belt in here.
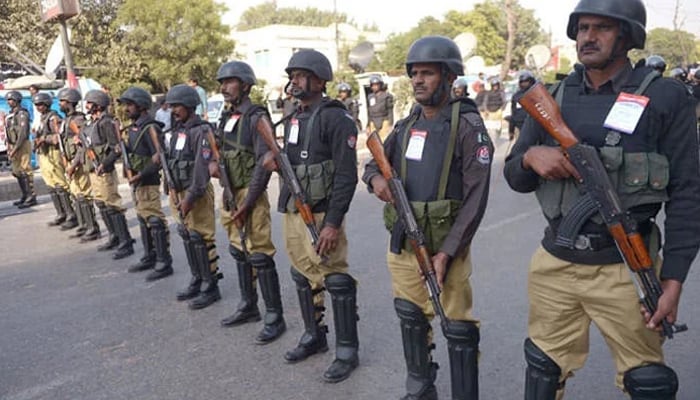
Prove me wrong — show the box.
[558,220,653,252]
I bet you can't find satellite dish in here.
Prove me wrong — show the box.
[464,56,485,75]
[453,32,477,59]
[348,41,374,74]
[44,29,71,80]
[525,44,551,70]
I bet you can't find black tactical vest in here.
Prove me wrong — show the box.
[219,106,266,189]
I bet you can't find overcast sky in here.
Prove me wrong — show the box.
[222,0,700,43]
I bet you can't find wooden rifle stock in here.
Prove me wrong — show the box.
[518,83,687,338]
[366,131,448,332]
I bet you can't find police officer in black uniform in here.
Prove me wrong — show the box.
[118,87,174,281]
[645,55,666,74]
[83,90,135,260]
[367,74,394,140]
[364,35,492,400]
[268,49,360,383]
[504,1,700,398]
[165,84,223,310]
[215,61,286,344]
[4,91,37,208]
[509,70,536,141]
[336,82,360,131]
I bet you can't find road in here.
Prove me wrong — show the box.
[1,141,699,400]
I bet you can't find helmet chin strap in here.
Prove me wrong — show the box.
[422,68,450,107]
[292,79,312,100]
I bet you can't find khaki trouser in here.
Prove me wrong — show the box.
[369,119,392,142]
[169,184,218,273]
[10,141,32,176]
[69,167,92,199]
[481,109,504,142]
[527,246,665,396]
[90,169,123,210]
[135,184,166,223]
[388,246,477,344]
[220,187,276,257]
[283,212,349,312]
[38,147,68,189]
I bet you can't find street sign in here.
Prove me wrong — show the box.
[39,0,81,22]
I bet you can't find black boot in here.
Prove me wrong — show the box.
[96,202,118,251]
[176,231,201,301]
[445,320,480,400]
[145,217,174,281]
[17,174,37,209]
[112,210,135,260]
[252,253,286,344]
[13,174,28,206]
[79,200,101,242]
[396,298,439,400]
[47,187,66,226]
[59,190,79,230]
[70,196,87,237]
[221,245,261,327]
[323,273,359,383]
[188,232,221,310]
[129,216,155,272]
[284,268,328,363]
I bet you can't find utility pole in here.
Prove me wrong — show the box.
[334,0,340,71]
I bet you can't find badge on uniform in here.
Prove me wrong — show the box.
[175,132,187,151]
[405,129,427,161]
[476,145,490,165]
[288,118,300,144]
[369,97,376,107]
[224,115,240,133]
[603,92,649,134]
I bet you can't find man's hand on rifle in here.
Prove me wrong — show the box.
[370,175,394,203]
[95,163,104,176]
[262,151,279,172]
[523,145,581,181]
[208,161,220,179]
[431,252,450,290]
[231,205,249,229]
[316,224,339,256]
[128,173,141,185]
[641,279,682,332]
[179,197,194,218]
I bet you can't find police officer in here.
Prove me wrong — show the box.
[164,84,222,310]
[509,70,536,141]
[4,91,37,208]
[475,77,506,141]
[452,77,469,98]
[336,82,360,130]
[645,55,666,74]
[83,89,135,259]
[503,1,700,398]
[33,92,76,227]
[57,88,96,236]
[117,87,173,281]
[367,74,394,140]
[215,61,286,343]
[363,36,492,400]
[268,49,359,383]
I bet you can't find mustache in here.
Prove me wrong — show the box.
[579,42,600,52]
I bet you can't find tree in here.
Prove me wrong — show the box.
[236,1,351,31]
[380,16,452,75]
[113,0,235,94]
[0,0,58,70]
[633,28,698,69]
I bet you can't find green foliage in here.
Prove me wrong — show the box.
[631,28,699,69]
[0,0,61,68]
[236,1,350,30]
[250,78,268,106]
[380,17,452,75]
[391,77,415,117]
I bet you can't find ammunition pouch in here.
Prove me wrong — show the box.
[383,199,461,254]
[222,146,255,190]
[285,159,335,212]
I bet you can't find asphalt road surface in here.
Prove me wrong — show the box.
[1,141,699,400]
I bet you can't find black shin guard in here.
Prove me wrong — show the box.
[623,363,678,400]
[111,210,134,260]
[444,320,479,400]
[251,253,285,343]
[524,338,562,400]
[323,272,359,383]
[96,202,118,251]
[128,216,155,272]
[395,298,438,400]
[176,230,201,301]
[221,245,260,326]
[188,232,220,310]
[48,187,66,226]
[145,217,173,281]
[284,267,328,363]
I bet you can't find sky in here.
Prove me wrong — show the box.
[221,0,700,43]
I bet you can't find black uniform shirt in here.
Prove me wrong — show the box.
[179,116,214,205]
[128,115,163,186]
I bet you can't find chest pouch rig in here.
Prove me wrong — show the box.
[220,107,264,190]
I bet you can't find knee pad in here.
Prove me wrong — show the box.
[147,216,165,230]
[623,363,678,400]
[290,267,311,289]
[229,243,247,263]
[249,253,274,270]
[524,338,561,400]
[394,298,428,325]
[324,272,355,295]
[95,200,106,210]
[444,320,479,346]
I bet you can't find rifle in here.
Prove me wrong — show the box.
[518,82,688,339]
[255,117,327,262]
[366,131,448,333]
[56,130,69,168]
[156,128,187,237]
[212,128,250,261]
[79,122,101,174]
[118,126,137,206]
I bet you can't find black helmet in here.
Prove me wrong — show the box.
[452,77,468,89]
[118,86,152,109]
[694,69,700,81]
[285,49,333,81]
[489,77,501,87]
[5,90,22,103]
[337,82,352,93]
[519,70,536,83]
[645,55,666,73]
[84,90,111,109]
[58,88,82,104]
[369,75,383,85]
[165,84,200,109]
[669,67,687,81]
[405,36,464,77]
[217,61,256,85]
[567,0,646,50]
[32,92,52,106]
